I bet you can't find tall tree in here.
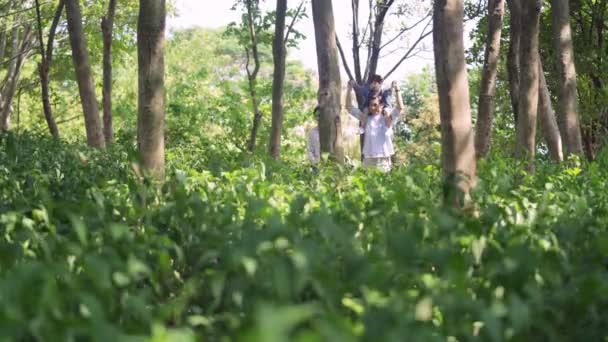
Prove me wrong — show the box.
[433,0,476,206]
[0,22,6,63]
[312,0,343,162]
[268,0,288,159]
[101,0,117,144]
[1,22,33,132]
[335,0,433,89]
[244,0,262,152]
[65,0,105,148]
[137,0,166,178]
[506,0,521,123]
[474,0,505,159]
[515,0,541,168]
[269,0,306,159]
[538,59,563,161]
[35,0,62,139]
[551,0,583,156]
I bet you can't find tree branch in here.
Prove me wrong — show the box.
[380,10,431,50]
[383,22,432,80]
[352,0,363,82]
[336,34,355,81]
[283,0,305,45]
[246,0,260,79]
[45,0,64,65]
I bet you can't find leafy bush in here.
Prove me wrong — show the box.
[1,131,607,341]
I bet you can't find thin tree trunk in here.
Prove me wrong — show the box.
[366,1,394,80]
[269,0,287,159]
[246,72,262,152]
[0,25,6,62]
[475,0,505,159]
[538,60,563,161]
[506,0,521,124]
[137,0,166,179]
[312,0,343,162]
[551,0,583,156]
[515,1,541,169]
[433,0,476,207]
[102,0,117,144]
[0,24,20,131]
[0,0,13,64]
[351,0,363,84]
[35,0,62,139]
[0,25,30,131]
[244,0,262,152]
[65,0,105,148]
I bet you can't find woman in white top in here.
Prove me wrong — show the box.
[345,80,404,172]
[307,107,321,169]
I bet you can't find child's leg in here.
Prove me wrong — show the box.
[382,89,393,109]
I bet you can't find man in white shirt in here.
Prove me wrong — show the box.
[307,106,321,170]
[345,81,404,172]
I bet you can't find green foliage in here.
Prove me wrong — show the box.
[1,129,607,341]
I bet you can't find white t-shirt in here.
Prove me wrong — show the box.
[349,107,401,158]
[307,127,320,164]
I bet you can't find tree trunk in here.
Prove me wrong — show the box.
[551,0,583,156]
[0,0,14,64]
[312,0,343,162]
[506,0,521,124]
[244,0,262,152]
[0,25,31,132]
[246,75,262,152]
[433,0,476,207]
[65,0,105,149]
[102,0,117,145]
[515,0,541,169]
[475,0,505,159]
[0,24,20,131]
[538,60,563,162]
[137,0,166,179]
[35,0,62,139]
[0,25,6,62]
[269,0,287,159]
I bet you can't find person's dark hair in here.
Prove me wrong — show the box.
[370,74,383,83]
[367,95,383,115]
[368,94,386,105]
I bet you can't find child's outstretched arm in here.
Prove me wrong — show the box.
[350,79,366,97]
[385,81,404,127]
[345,81,362,121]
[392,81,405,122]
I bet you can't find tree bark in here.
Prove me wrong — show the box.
[538,60,563,162]
[551,0,583,156]
[506,0,521,124]
[245,0,262,152]
[0,24,20,131]
[475,0,505,159]
[312,0,343,162]
[65,0,105,148]
[515,0,541,168]
[35,0,62,139]
[102,0,117,145]
[269,0,287,159]
[0,25,32,132]
[0,0,13,64]
[366,0,394,80]
[433,0,476,207]
[0,24,6,63]
[137,0,166,179]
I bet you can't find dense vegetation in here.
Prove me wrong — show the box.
[2,127,608,341]
[1,0,608,341]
